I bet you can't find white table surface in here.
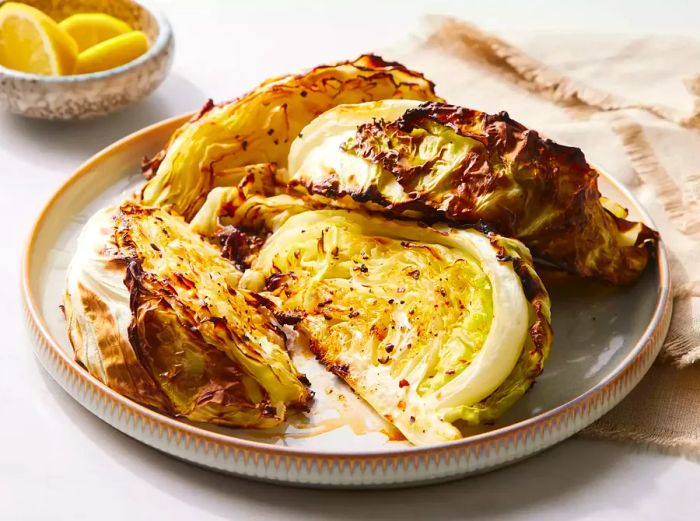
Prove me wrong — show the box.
[2,1,699,519]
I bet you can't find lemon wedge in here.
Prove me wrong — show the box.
[0,2,78,75]
[74,30,149,74]
[59,13,132,52]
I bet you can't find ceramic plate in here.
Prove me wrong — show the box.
[22,114,672,488]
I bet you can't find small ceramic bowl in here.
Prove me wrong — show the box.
[0,0,174,120]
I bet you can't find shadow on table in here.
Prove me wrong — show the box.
[0,72,204,167]
[36,359,667,521]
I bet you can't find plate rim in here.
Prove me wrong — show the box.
[21,112,672,464]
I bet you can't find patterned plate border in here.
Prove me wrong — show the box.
[21,114,673,488]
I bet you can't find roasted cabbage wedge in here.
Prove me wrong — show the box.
[229,200,552,445]
[64,204,311,428]
[288,100,658,284]
[141,55,441,220]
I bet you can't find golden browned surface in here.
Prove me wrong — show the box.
[65,203,312,428]
[226,196,552,443]
[140,55,442,220]
[292,102,657,284]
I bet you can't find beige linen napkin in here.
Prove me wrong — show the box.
[384,16,700,455]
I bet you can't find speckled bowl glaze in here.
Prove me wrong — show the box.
[0,0,173,120]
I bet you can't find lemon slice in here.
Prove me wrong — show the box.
[59,13,132,52]
[0,2,78,75]
[74,30,149,74]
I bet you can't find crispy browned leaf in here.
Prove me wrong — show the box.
[290,101,658,284]
[141,55,441,220]
[64,203,311,428]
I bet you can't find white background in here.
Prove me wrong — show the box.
[2,1,699,519]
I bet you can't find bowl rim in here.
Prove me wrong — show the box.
[20,111,673,461]
[0,0,172,82]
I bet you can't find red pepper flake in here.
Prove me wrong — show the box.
[397,287,405,293]
[446,369,455,375]
[408,269,420,280]
[242,140,248,151]
[348,309,360,318]
[399,379,410,388]
[409,416,416,424]
[385,343,395,353]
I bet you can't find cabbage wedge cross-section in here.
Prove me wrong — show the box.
[65,204,311,428]
[140,55,441,220]
[288,100,658,285]
[240,208,552,445]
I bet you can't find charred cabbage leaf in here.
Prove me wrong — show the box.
[237,205,552,445]
[65,204,311,428]
[288,100,658,284]
[140,55,441,220]
[190,184,313,270]
[64,207,171,412]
